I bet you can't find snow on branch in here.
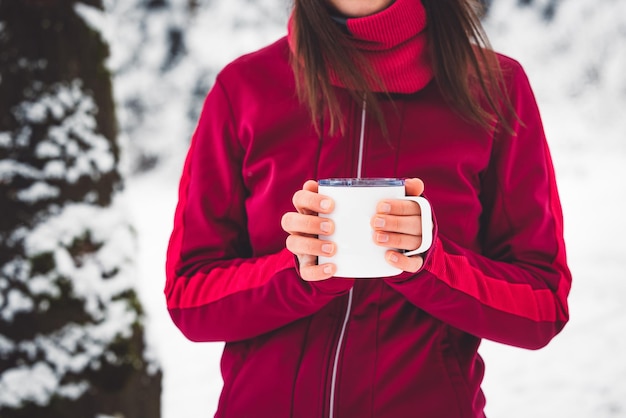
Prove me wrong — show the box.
[0,198,141,409]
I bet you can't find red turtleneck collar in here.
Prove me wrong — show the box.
[288,0,433,94]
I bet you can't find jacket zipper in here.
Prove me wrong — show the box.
[328,98,367,418]
[356,98,367,179]
[328,288,353,418]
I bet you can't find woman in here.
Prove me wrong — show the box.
[165,0,572,416]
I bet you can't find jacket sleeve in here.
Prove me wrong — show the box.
[164,77,353,343]
[385,62,572,350]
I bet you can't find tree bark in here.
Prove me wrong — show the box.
[0,1,162,417]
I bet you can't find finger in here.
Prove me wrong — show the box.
[282,212,334,236]
[297,254,336,282]
[300,264,337,282]
[375,177,425,215]
[302,179,318,193]
[385,250,424,273]
[376,198,421,216]
[404,177,425,197]
[293,183,334,215]
[286,235,336,258]
[371,213,422,234]
[374,231,422,251]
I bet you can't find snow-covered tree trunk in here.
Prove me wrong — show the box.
[0,1,161,417]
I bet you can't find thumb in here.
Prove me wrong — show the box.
[303,179,319,193]
[404,178,425,197]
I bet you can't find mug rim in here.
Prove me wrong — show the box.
[318,178,404,187]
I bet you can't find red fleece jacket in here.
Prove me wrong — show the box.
[165,37,571,417]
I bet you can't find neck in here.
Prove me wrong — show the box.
[332,0,433,93]
[289,0,433,94]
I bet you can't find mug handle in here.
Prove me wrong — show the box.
[398,196,433,256]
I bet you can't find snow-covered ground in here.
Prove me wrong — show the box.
[121,0,626,417]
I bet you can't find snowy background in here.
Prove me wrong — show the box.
[97,0,626,416]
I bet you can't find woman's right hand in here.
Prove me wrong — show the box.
[281,180,337,281]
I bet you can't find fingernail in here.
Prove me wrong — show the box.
[374,217,385,228]
[376,233,389,243]
[389,253,399,262]
[320,221,331,233]
[320,199,331,210]
[380,202,391,213]
[322,243,333,254]
[323,264,333,274]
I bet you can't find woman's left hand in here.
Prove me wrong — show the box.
[370,178,428,273]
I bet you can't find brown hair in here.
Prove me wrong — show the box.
[290,0,516,135]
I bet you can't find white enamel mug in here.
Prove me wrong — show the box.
[318,178,433,278]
